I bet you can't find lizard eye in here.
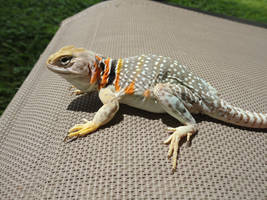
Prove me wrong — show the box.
[60,56,72,65]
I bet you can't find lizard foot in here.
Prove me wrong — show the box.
[64,119,99,142]
[68,85,84,96]
[68,85,76,91]
[70,89,84,96]
[164,125,197,173]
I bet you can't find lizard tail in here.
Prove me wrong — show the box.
[205,99,267,129]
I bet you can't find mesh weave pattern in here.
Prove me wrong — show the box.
[0,0,266,199]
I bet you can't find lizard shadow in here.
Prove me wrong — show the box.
[67,92,265,139]
[67,92,174,126]
[67,92,184,127]
[67,92,199,143]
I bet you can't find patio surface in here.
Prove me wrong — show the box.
[0,0,266,199]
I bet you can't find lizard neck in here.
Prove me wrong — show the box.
[92,55,118,90]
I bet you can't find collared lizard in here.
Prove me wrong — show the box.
[47,45,267,172]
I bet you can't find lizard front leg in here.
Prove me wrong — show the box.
[64,87,119,142]
[153,83,197,172]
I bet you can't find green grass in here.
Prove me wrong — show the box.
[165,0,267,24]
[0,0,266,115]
[0,0,101,115]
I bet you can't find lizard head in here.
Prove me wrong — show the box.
[46,45,98,92]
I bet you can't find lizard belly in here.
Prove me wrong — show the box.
[119,95,165,113]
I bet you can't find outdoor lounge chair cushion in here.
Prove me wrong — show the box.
[0,0,266,199]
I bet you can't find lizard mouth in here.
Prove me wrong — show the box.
[46,63,81,75]
[46,63,71,74]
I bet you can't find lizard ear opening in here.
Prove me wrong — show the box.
[88,64,92,77]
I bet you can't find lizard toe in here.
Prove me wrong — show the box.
[164,125,197,172]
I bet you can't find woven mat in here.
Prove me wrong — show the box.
[0,0,266,199]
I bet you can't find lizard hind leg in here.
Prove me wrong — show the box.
[153,83,197,172]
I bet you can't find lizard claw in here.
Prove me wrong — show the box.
[64,135,76,143]
[63,120,99,142]
[63,135,69,143]
[70,89,84,96]
[63,135,80,143]
[164,125,196,172]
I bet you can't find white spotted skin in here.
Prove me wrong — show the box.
[120,55,218,99]
[117,54,266,128]
[119,55,214,113]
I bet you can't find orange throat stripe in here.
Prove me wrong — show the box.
[90,62,100,84]
[115,59,123,91]
[100,58,111,88]
[90,55,102,84]
[95,55,102,61]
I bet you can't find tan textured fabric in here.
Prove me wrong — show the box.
[0,0,266,199]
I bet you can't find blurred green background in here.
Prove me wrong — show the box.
[0,0,266,115]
